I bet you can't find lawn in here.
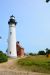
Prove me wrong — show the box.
[17,55,50,74]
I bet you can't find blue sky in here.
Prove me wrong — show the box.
[0,0,50,53]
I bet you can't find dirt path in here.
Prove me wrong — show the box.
[0,58,16,70]
[0,59,49,75]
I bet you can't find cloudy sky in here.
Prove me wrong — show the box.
[0,0,50,53]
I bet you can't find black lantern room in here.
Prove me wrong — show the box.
[8,15,17,25]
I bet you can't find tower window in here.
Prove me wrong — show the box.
[10,51,11,54]
[10,32,12,35]
[6,49,8,53]
[6,50,7,52]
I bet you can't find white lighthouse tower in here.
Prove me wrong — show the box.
[7,15,17,58]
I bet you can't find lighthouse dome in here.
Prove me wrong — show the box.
[8,15,17,25]
[10,15,15,19]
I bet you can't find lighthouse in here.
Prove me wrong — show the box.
[7,15,17,58]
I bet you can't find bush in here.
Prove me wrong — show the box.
[38,51,45,55]
[0,51,8,63]
[46,50,50,54]
[29,53,34,56]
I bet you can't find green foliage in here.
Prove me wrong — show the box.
[17,56,50,73]
[45,48,50,54]
[29,53,37,56]
[38,51,45,55]
[29,53,34,56]
[0,51,8,63]
[46,50,50,54]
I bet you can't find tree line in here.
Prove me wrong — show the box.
[28,48,50,57]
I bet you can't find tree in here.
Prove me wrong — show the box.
[45,48,50,54]
[45,48,49,51]
[38,51,45,55]
[29,53,34,56]
[46,50,50,54]
[45,48,50,57]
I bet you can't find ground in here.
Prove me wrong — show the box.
[0,58,50,75]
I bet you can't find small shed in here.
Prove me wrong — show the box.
[16,41,24,57]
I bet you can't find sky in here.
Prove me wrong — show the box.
[0,0,50,53]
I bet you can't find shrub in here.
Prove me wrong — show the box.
[38,51,45,55]
[0,51,8,63]
[46,50,50,54]
[29,53,34,56]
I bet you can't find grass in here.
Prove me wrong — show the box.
[17,55,50,74]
